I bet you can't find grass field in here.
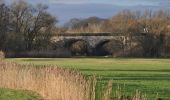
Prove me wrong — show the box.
[7,58,170,100]
[0,88,41,100]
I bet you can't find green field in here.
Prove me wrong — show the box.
[0,88,42,100]
[7,58,170,100]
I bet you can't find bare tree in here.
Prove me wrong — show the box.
[10,1,56,51]
[0,3,10,50]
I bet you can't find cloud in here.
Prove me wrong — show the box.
[29,0,170,7]
[5,0,170,6]
[4,0,170,25]
[48,3,165,25]
[5,0,115,5]
[158,0,170,7]
[48,3,120,24]
[48,0,114,4]
[46,0,165,6]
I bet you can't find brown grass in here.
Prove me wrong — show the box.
[0,61,96,100]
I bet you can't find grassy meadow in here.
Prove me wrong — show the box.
[6,58,170,100]
[0,88,42,100]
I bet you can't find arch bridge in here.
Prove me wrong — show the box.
[51,33,146,56]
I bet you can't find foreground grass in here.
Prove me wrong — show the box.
[7,58,170,100]
[0,60,96,100]
[0,88,41,100]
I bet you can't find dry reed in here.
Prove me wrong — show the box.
[104,80,113,100]
[0,61,96,100]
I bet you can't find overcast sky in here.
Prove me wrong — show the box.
[5,0,170,25]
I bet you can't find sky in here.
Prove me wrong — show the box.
[5,0,170,25]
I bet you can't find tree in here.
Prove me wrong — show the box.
[25,4,56,50]
[10,1,56,51]
[65,17,106,33]
[0,3,10,50]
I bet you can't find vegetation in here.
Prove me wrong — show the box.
[0,51,4,59]
[0,88,42,100]
[64,17,106,33]
[0,60,97,100]
[70,40,88,56]
[0,0,170,99]
[8,58,170,100]
[0,1,56,52]
[54,9,170,57]
[64,10,170,57]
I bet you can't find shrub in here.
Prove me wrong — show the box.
[0,51,5,59]
[5,49,71,58]
[70,41,88,56]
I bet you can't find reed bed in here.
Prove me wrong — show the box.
[0,61,96,100]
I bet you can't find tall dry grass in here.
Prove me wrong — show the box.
[0,61,96,100]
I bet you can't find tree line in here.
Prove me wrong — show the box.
[63,10,170,57]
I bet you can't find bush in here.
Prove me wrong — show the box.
[0,51,5,59]
[5,49,71,58]
[70,41,88,56]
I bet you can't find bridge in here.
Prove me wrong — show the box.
[51,33,146,56]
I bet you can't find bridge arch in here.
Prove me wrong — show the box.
[94,39,123,56]
[64,39,90,56]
